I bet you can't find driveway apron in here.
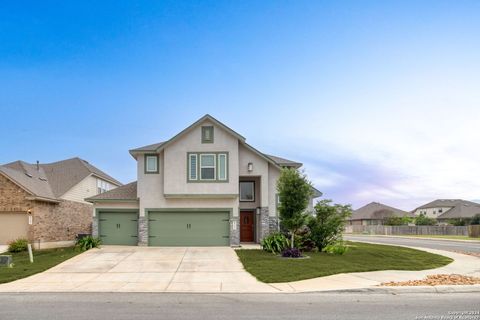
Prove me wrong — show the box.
[0,246,278,293]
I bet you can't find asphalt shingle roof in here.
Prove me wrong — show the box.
[86,181,137,201]
[0,157,121,201]
[349,202,413,221]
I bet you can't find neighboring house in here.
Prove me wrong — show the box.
[0,158,121,248]
[348,202,413,226]
[413,199,480,222]
[86,114,321,247]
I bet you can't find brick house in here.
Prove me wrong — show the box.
[0,158,121,249]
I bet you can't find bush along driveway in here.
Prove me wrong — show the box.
[0,247,81,284]
[236,242,453,283]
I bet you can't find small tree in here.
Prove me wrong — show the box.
[415,213,436,226]
[277,168,314,249]
[308,200,352,252]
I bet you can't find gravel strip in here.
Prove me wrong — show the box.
[381,274,480,286]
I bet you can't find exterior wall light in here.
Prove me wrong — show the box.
[247,162,253,172]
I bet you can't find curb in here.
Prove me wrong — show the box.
[311,284,480,294]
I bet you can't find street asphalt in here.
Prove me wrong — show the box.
[345,235,480,254]
[0,292,478,320]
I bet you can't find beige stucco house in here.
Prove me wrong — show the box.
[0,158,121,248]
[87,114,321,246]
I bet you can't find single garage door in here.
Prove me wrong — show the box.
[0,212,28,244]
[98,211,138,245]
[149,211,230,246]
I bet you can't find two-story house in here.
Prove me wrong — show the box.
[413,199,480,222]
[0,157,121,248]
[87,115,321,247]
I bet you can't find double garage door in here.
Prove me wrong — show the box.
[98,210,230,246]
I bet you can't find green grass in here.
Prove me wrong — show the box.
[235,242,453,283]
[0,247,81,284]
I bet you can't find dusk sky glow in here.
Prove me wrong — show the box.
[1,1,479,210]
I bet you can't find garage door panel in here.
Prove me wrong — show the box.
[0,212,28,244]
[149,211,230,246]
[99,212,138,246]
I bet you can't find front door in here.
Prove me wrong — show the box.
[240,211,254,242]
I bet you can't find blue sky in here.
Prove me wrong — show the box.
[1,1,479,210]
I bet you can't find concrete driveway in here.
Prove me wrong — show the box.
[0,246,278,293]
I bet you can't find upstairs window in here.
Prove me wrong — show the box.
[218,153,227,181]
[200,154,216,180]
[145,154,159,173]
[189,154,198,180]
[240,181,255,202]
[201,126,214,143]
[187,152,228,182]
[97,179,110,194]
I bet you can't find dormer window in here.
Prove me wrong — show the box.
[202,126,214,143]
[145,154,159,174]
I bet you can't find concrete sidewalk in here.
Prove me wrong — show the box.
[0,244,478,293]
[269,246,480,292]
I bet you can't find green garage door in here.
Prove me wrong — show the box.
[99,211,138,245]
[149,211,230,246]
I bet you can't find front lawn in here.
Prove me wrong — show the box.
[236,242,453,283]
[0,247,81,284]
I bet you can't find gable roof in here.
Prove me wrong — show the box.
[86,181,137,202]
[415,199,480,220]
[128,114,299,169]
[437,202,480,219]
[0,161,57,201]
[414,199,480,210]
[349,202,413,221]
[0,157,121,202]
[265,154,302,169]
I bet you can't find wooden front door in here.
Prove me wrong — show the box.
[240,211,254,242]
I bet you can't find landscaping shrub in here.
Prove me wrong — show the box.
[294,228,316,252]
[415,214,436,226]
[324,241,349,255]
[8,238,29,253]
[308,199,352,252]
[281,248,302,258]
[470,214,480,225]
[76,236,101,251]
[449,218,470,226]
[261,232,289,254]
[383,215,414,226]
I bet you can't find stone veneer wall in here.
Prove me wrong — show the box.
[138,216,148,246]
[230,214,240,246]
[259,207,270,241]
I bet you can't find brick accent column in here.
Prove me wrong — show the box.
[138,216,148,246]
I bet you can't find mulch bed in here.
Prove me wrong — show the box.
[381,274,480,286]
